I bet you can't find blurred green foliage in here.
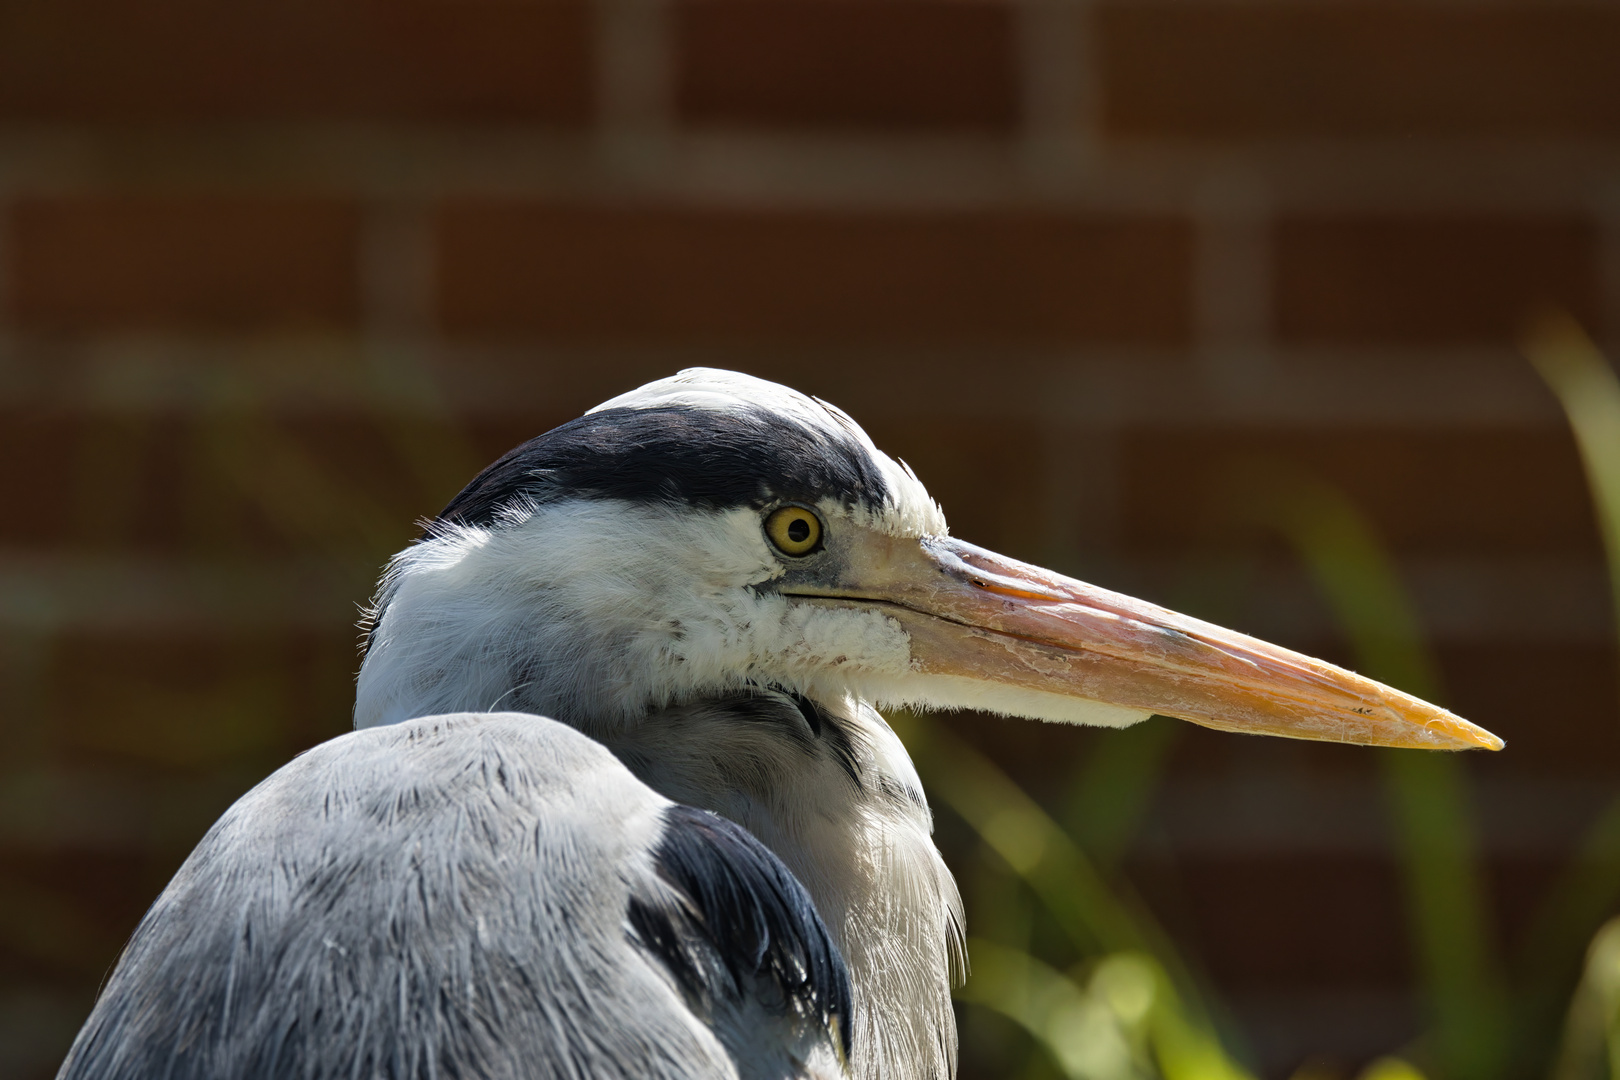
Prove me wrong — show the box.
[1553,917,1620,1080]
[898,712,1254,1080]
[1528,316,1620,1079]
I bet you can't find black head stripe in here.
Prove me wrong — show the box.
[627,804,853,1058]
[437,405,891,527]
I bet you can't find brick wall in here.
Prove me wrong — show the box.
[2,2,1617,1076]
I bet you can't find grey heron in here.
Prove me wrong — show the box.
[57,368,1502,1080]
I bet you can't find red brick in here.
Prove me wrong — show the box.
[1274,216,1599,346]
[0,410,373,552]
[1099,4,1620,139]
[676,0,1017,130]
[0,405,642,554]
[1132,854,1409,987]
[1117,427,1599,557]
[10,197,362,332]
[1443,644,1620,776]
[0,409,243,551]
[0,410,83,549]
[1180,853,1554,987]
[865,417,1051,554]
[0,851,148,975]
[436,202,1192,345]
[0,0,591,124]
[47,628,355,767]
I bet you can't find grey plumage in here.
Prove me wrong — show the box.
[59,713,849,1080]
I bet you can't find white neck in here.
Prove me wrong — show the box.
[355,506,965,1079]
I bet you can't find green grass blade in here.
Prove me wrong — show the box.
[1548,917,1620,1080]
[960,938,1252,1080]
[1522,315,1620,1075]
[1525,313,1620,653]
[895,715,1253,1075]
[1064,719,1181,875]
[958,938,1147,1080]
[901,717,1147,957]
[1239,462,1510,1080]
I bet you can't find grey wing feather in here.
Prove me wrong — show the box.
[56,712,849,1080]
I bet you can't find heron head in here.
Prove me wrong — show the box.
[355,368,1500,755]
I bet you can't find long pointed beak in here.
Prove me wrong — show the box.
[795,535,1501,752]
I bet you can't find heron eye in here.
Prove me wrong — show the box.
[764,506,823,557]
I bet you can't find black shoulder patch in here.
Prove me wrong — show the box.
[436,405,891,527]
[628,804,853,1058]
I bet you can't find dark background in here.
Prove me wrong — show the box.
[1,2,1617,1077]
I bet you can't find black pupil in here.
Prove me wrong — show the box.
[786,518,811,543]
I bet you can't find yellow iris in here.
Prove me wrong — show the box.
[764,505,823,556]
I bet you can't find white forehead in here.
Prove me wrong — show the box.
[591,368,838,428]
[590,368,948,537]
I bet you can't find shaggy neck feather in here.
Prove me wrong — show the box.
[355,500,964,1080]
